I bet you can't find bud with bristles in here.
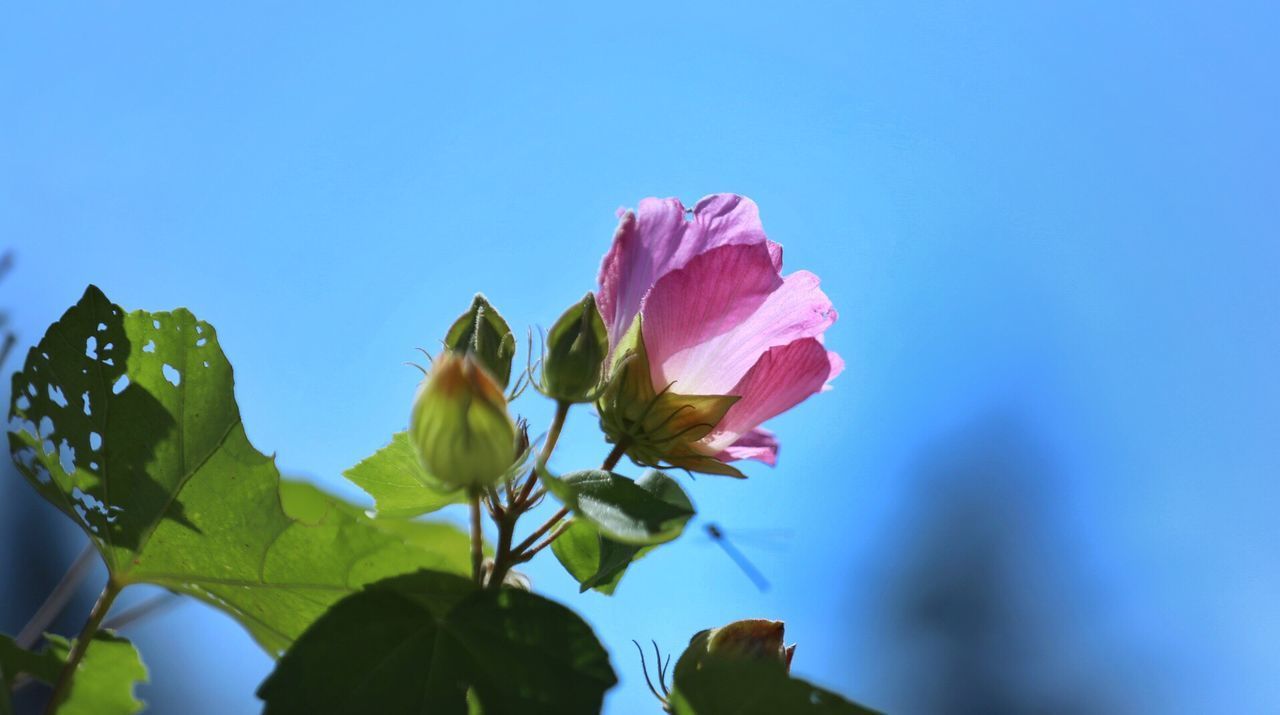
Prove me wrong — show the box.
[444,293,516,389]
[541,292,609,403]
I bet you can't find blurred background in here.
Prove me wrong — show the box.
[2,2,1277,713]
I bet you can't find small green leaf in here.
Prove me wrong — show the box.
[1,632,148,715]
[540,468,694,545]
[8,287,473,654]
[0,632,64,684]
[44,633,149,715]
[342,432,465,518]
[670,656,880,715]
[258,570,617,715]
[551,470,692,593]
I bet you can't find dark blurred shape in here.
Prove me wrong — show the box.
[0,251,96,714]
[869,414,1149,715]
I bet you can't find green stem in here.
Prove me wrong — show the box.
[508,438,631,562]
[44,579,122,714]
[468,489,484,585]
[488,402,572,589]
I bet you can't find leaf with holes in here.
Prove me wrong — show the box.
[1,632,148,715]
[8,286,472,653]
[257,570,617,715]
[551,470,692,593]
[539,467,695,546]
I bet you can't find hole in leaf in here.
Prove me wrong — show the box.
[38,416,54,438]
[82,392,92,415]
[58,440,76,475]
[89,432,103,451]
[162,364,181,387]
[153,319,161,329]
[196,338,207,347]
[102,358,115,366]
[48,385,69,408]
[15,395,30,411]
[89,461,99,471]
[85,336,98,359]
[112,375,130,394]
[143,340,156,353]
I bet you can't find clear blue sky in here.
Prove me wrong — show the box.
[2,2,1277,713]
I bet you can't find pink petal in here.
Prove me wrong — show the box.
[715,427,779,466]
[703,338,841,452]
[641,244,836,395]
[596,194,780,343]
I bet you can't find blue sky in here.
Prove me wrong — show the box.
[2,2,1277,713]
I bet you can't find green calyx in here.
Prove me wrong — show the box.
[541,292,609,403]
[445,293,516,389]
[595,319,743,478]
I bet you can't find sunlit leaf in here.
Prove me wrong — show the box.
[0,632,147,715]
[342,431,465,517]
[8,286,471,653]
[258,570,617,715]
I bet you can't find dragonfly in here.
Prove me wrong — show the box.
[702,522,791,593]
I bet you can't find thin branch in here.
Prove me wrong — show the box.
[17,543,96,648]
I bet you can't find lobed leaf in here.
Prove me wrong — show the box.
[8,286,471,654]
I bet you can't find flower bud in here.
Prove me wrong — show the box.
[444,294,516,389]
[410,352,517,489]
[541,292,608,403]
[707,619,791,669]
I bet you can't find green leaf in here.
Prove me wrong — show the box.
[342,429,537,519]
[258,570,617,715]
[670,656,880,715]
[551,470,692,593]
[540,468,695,545]
[1,632,148,715]
[9,286,472,653]
[0,633,63,684]
[45,633,149,715]
[342,431,465,517]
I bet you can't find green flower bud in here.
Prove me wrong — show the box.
[541,292,609,403]
[410,352,517,489]
[445,294,516,389]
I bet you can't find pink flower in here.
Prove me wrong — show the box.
[596,194,842,475]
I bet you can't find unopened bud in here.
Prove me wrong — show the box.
[410,352,517,489]
[707,619,794,671]
[445,294,516,389]
[541,292,608,403]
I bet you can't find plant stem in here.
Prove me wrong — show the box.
[487,402,572,588]
[516,521,572,563]
[17,543,97,649]
[508,439,631,561]
[43,579,122,714]
[514,400,569,509]
[468,489,484,585]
